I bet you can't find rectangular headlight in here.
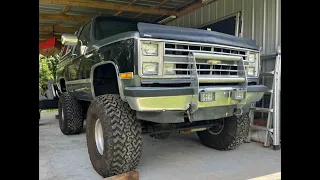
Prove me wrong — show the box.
[248,54,255,62]
[142,43,158,56]
[143,63,158,75]
[247,67,255,76]
[247,52,259,76]
[248,53,257,63]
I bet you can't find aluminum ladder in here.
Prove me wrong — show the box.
[246,45,281,150]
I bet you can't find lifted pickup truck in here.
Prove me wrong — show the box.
[57,15,266,177]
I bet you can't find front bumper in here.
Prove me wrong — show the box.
[124,85,267,112]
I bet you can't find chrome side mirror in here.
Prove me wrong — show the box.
[61,34,78,46]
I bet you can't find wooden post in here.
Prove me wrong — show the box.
[102,170,139,180]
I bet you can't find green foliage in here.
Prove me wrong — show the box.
[47,54,60,81]
[39,54,59,94]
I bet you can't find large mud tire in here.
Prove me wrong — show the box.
[86,94,142,178]
[197,113,250,150]
[58,92,84,135]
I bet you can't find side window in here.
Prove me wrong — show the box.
[59,46,68,57]
[74,22,91,56]
[60,46,72,57]
[94,18,138,40]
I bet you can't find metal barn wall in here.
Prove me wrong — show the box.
[166,0,281,55]
[166,0,281,117]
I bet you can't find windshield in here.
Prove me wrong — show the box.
[94,17,139,40]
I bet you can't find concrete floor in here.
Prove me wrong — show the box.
[39,112,281,180]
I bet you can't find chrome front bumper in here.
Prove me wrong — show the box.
[124,85,266,112]
[127,51,265,113]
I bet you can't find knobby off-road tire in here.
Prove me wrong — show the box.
[197,113,250,150]
[150,132,170,140]
[58,92,84,135]
[86,94,143,178]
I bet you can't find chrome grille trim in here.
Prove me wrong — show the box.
[163,42,247,81]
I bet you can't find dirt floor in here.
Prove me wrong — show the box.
[39,112,281,180]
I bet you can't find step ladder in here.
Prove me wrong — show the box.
[246,45,281,150]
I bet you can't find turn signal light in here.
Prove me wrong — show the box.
[120,72,133,79]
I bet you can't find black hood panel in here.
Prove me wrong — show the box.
[137,22,259,50]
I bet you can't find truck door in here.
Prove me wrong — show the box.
[69,21,91,80]
[66,21,92,95]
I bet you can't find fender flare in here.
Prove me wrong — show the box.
[90,61,125,101]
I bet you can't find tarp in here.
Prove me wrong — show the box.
[39,37,62,56]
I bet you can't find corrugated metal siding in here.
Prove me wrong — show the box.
[242,0,252,39]
[167,0,281,114]
[253,0,263,51]
[167,0,281,55]
[266,0,276,54]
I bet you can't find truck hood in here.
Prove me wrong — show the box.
[137,22,259,50]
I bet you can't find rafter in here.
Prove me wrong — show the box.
[151,0,196,22]
[40,0,177,16]
[39,34,62,41]
[61,5,70,14]
[114,0,137,16]
[134,0,168,19]
[56,5,70,25]
[40,14,90,22]
[177,0,215,17]
[40,25,78,33]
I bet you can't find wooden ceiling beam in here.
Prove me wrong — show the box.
[40,14,90,22]
[151,0,202,23]
[61,5,70,14]
[114,0,137,16]
[177,0,217,17]
[40,25,78,33]
[56,5,71,25]
[39,34,61,40]
[134,0,168,19]
[40,0,177,16]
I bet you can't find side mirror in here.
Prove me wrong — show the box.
[61,34,78,46]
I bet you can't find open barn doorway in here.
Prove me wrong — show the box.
[198,12,242,37]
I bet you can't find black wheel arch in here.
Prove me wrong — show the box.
[91,62,124,98]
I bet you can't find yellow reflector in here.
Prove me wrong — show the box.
[120,72,133,79]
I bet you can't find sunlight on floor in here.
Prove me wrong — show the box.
[248,172,281,180]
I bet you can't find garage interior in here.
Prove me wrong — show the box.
[39,0,281,179]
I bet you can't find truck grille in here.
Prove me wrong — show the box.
[163,42,247,80]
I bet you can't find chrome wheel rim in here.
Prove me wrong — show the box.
[208,119,225,135]
[95,119,104,155]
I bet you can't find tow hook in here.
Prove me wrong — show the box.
[234,108,243,117]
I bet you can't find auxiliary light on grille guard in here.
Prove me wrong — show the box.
[231,89,246,100]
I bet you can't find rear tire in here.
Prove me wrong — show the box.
[86,94,142,178]
[58,92,84,135]
[197,113,250,150]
